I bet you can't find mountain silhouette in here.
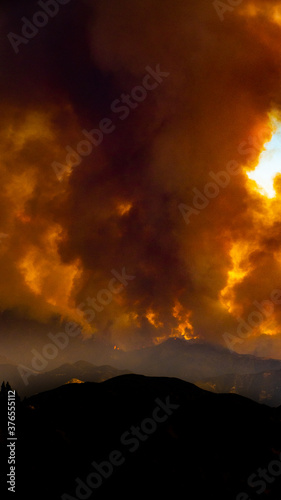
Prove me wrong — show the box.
[2,374,281,499]
[0,360,130,397]
[3,338,281,405]
[111,338,281,379]
[197,368,281,406]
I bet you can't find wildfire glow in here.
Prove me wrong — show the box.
[18,225,82,312]
[117,203,132,216]
[239,3,281,25]
[220,242,253,316]
[247,118,281,198]
[7,112,54,151]
[4,0,281,359]
[19,251,42,295]
[146,309,163,328]
[172,300,194,340]
[5,171,37,213]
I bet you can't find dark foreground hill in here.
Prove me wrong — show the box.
[1,374,281,499]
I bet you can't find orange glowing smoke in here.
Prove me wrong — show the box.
[18,225,82,316]
[172,300,194,340]
[219,116,281,339]
[220,241,254,317]
[3,0,281,356]
[146,309,164,329]
[117,202,133,216]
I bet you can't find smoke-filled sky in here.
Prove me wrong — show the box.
[2,0,281,359]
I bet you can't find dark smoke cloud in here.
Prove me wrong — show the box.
[2,0,281,352]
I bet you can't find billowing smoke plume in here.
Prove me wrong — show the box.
[2,0,281,352]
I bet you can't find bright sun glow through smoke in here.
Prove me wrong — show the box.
[247,119,281,198]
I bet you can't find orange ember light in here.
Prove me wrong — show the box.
[145,309,163,328]
[117,203,132,216]
[172,300,194,340]
[220,241,251,316]
[247,116,281,199]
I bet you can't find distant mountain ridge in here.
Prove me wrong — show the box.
[112,337,281,379]
[108,338,281,406]
[0,360,131,397]
[2,338,281,402]
[196,368,281,406]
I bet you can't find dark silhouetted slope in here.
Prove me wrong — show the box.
[2,374,281,500]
